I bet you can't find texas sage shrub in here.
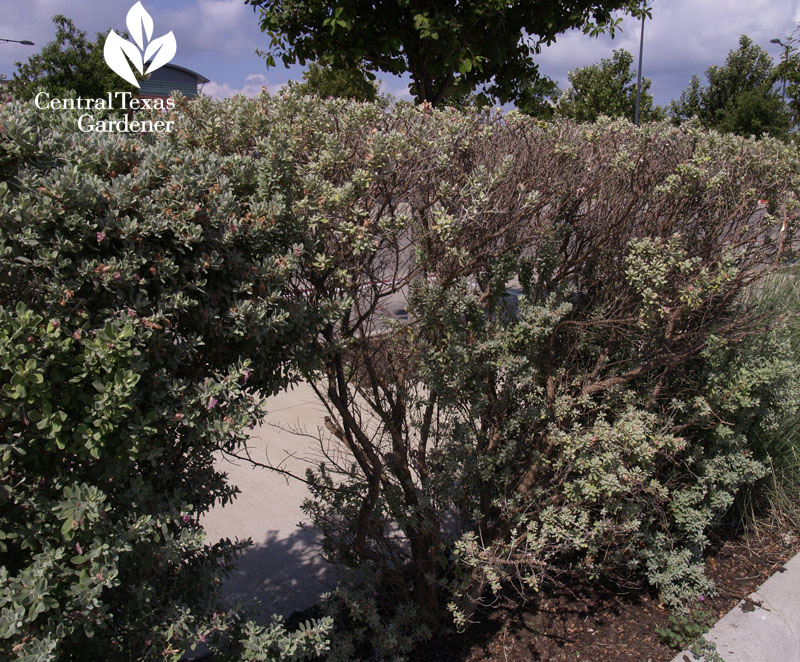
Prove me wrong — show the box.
[183,95,798,659]
[0,96,332,661]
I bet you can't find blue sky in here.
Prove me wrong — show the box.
[2,0,799,107]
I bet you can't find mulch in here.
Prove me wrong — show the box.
[411,524,800,662]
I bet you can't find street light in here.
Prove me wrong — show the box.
[771,38,789,103]
[0,38,35,45]
[634,3,648,126]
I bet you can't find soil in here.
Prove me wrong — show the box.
[410,524,800,662]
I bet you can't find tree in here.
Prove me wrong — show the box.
[670,35,791,138]
[290,61,377,101]
[516,73,561,118]
[555,48,662,122]
[9,15,135,100]
[245,0,646,106]
[774,25,800,130]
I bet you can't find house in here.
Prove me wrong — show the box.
[139,63,209,100]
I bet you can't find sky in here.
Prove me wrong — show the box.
[1,0,799,107]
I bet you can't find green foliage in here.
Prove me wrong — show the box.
[775,25,800,131]
[245,0,648,106]
[515,74,561,119]
[8,15,136,101]
[0,94,332,660]
[237,100,794,659]
[656,604,716,650]
[732,266,800,529]
[670,35,791,138]
[689,636,725,662]
[556,48,663,122]
[290,62,377,102]
[3,87,798,662]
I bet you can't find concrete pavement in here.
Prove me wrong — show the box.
[671,550,800,662]
[201,381,335,621]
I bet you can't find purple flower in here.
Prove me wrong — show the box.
[96,231,106,243]
[699,594,705,602]
[113,272,121,280]
[242,369,252,383]
[207,397,218,410]
[75,542,83,555]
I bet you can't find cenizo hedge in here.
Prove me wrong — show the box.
[1,91,798,661]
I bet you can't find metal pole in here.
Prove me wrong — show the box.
[782,46,788,103]
[634,3,646,125]
[771,39,788,104]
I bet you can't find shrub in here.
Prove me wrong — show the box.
[0,96,331,660]
[732,265,800,529]
[5,89,797,661]
[192,96,797,658]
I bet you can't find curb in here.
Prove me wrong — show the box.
[671,550,800,662]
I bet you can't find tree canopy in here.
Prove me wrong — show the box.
[670,35,791,138]
[774,25,800,130]
[245,0,646,106]
[289,60,377,101]
[555,48,662,122]
[9,15,135,100]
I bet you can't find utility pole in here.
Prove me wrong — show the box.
[770,38,789,103]
[634,2,647,126]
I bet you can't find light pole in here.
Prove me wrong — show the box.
[770,38,789,103]
[634,3,647,125]
[0,38,35,45]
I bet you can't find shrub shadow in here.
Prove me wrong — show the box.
[221,526,335,623]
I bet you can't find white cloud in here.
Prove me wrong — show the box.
[203,73,283,99]
[2,0,800,108]
[535,0,800,105]
[162,0,264,59]
[378,78,413,101]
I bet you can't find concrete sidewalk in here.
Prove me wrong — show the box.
[201,381,335,621]
[671,550,800,662]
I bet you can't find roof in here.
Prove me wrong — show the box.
[150,63,210,84]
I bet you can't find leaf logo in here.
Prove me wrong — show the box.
[104,2,176,88]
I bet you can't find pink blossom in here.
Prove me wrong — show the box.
[113,272,121,280]
[242,369,252,383]
[75,542,83,555]
[96,231,106,243]
[207,397,218,410]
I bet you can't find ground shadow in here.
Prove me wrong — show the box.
[219,526,335,623]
